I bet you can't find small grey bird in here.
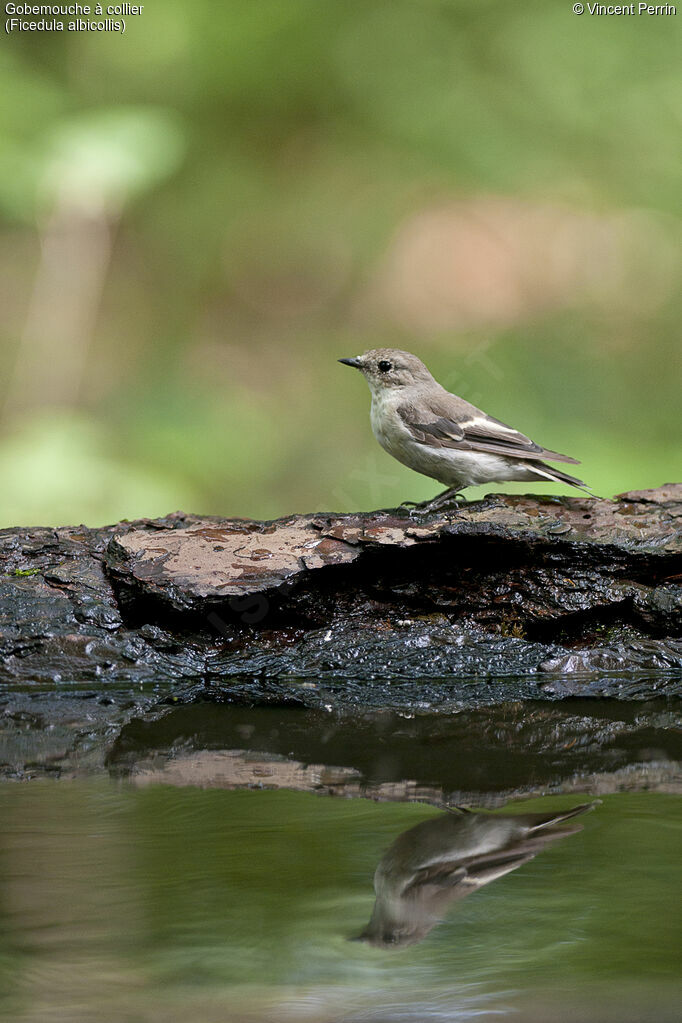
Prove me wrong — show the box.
[339,349,589,504]
[355,801,599,948]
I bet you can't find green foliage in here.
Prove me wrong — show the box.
[0,0,680,525]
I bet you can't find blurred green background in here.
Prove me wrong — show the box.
[1,0,680,526]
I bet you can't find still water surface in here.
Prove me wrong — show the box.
[0,781,680,1022]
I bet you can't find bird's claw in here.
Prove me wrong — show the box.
[402,490,466,516]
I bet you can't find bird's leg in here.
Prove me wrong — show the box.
[423,488,465,512]
[403,488,466,514]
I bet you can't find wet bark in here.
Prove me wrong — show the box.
[1,485,681,703]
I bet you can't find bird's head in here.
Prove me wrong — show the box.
[350,922,427,949]
[350,901,433,948]
[338,348,436,396]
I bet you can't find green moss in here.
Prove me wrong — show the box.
[499,619,526,639]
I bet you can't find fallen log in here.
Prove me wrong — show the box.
[0,485,680,702]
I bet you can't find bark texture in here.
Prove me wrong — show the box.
[1,485,681,701]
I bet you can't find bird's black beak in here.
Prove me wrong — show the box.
[338,357,361,369]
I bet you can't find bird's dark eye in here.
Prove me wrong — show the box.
[378,360,392,373]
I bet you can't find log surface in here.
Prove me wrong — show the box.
[1,485,681,702]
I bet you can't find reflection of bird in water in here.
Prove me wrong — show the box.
[355,801,599,948]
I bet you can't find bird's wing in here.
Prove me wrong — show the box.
[397,396,580,465]
[403,863,469,895]
[404,847,537,898]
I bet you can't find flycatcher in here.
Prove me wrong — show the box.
[339,348,589,503]
[355,801,598,947]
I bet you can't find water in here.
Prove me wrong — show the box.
[1,777,680,1021]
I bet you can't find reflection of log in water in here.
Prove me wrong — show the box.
[108,701,682,802]
[356,802,598,948]
[3,689,681,793]
[122,747,682,804]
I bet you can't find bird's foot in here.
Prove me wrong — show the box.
[402,489,466,516]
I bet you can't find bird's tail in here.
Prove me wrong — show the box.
[529,461,595,498]
[523,800,601,832]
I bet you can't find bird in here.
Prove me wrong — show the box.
[339,348,590,507]
[354,801,599,948]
